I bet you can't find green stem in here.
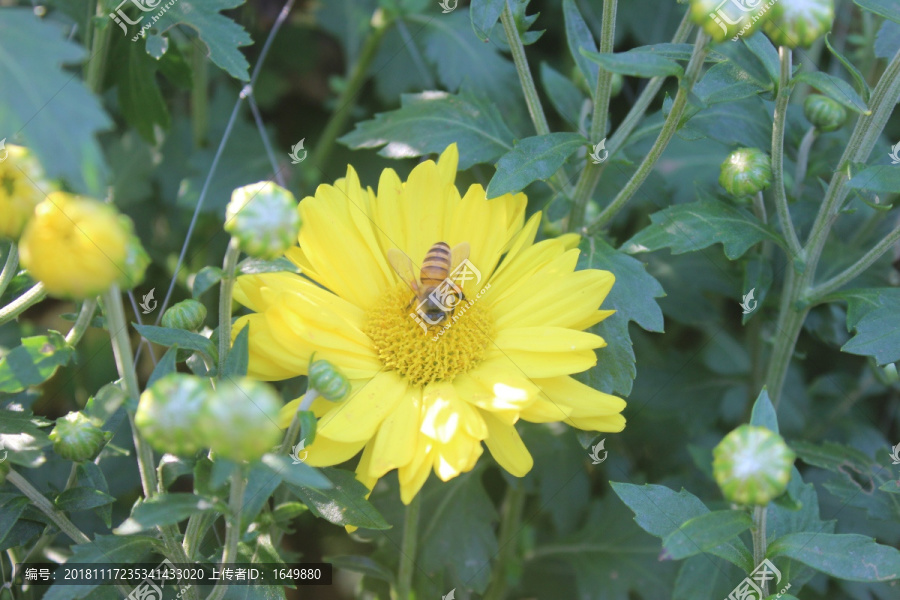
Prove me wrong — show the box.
[84,6,111,94]
[501,0,550,136]
[0,242,18,300]
[0,283,46,326]
[792,126,816,198]
[207,467,247,600]
[586,29,710,234]
[6,470,90,544]
[752,505,768,594]
[771,47,803,260]
[279,389,319,455]
[394,493,421,600]
[217,238,241,376]
[191,44,210,148]
[809,222,900,301]
[483,485,526,600]
[309,20,390,176]
[65,299,97,345]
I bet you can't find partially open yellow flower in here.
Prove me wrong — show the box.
[0,144,49,240]
[19,193,149,299]
[233,144,625,503]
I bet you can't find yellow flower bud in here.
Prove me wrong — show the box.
[19,193,149,299]
[0,144,50,240]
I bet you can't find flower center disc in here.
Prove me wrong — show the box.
[365,284,493,386]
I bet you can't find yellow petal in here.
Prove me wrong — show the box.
[317,371,408,442]
[369,387,422,478]
[494,327,606,353]
[482,410,533,477]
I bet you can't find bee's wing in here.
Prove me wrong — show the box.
[449,242,470,272]
[387,248,420,293]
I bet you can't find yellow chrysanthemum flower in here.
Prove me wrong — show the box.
[0,144,49,240]
[232,144,625,503]
[19,192,149,299]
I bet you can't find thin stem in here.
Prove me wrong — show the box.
[752,505,768,593]
[753,192,768,225]
[792,126,816,198]
[65,299,97,345]
[483,485,526,600]
[247,94,287,188]
[771,46,803,260]
[84,3,110,94]
[586,30,710,234]
[217,238,241,376]
[589,0,617,143]
[0,283,46,326]
[395,493,421,600]
[309,20,390,175]
[500,0,550,136]
[279,389,319,455]
[6,470,90,544]
[206,467,247,600]
[809,222,900,300]
[0,242,18,300]
[764,270,807,408]
[191,44,210,148]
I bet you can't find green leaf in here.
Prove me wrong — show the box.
[260,453,332,490]
[768,532,900,581]
[0,409,51,468]
[0,496,30,549]
[741,32,780,86]
[562,0,599,94]
[486,133,585,198]
[418,471,498,593]
[151,0,253,81]
[576,316,638,396]
[611,482,753,571]
[222,326,249,378]
[299,410,317,446]
[854,0,900,24]
[581,47,684,79]
[285,467,389,530]
[749,388,779,433]
[847,165,900,193]
[0,331,75,394]
[133,324,217,362]
[470,0,505,41]
[622,200,784,260]
[114,493,217,534]
[192,266,224,298]
[540,62,587,126]
[339,90,515,170]
[0,9,111,194]
[147,346,178,388]
[662,510,754,560]
[694,62,767,106]
[794,71,870,115]
[875,20,900,59]
[742,254,772,324]
[836,288,900,365]
[111,35,170,142]
[824,34,871,102]
[327,555,394,584]
[54,487,116,513]
[42,535,156,600]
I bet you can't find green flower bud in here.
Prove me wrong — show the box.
[49,412,111,462]
[803,94,847,132]
[224,182,301,260]
[135,374,211,457]
[719,147,772,198]
[713,425,795,505]
[161,299,208,331]
[199,377,283,462]
[309,358,350,401]
[763,0,834,48]
[689,0,772,43]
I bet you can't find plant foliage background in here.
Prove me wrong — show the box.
[1,0,900,598]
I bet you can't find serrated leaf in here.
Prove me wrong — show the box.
[847,165,900,193]
[260,453,332,490]
[794,71,870,115]
[111,35,170,142]
[854,0,900,24]
[133,324,217,362]
[694,61,767,106]
[285,467,389,530]
[0,9,111,194]
[835,288,900,365]
[562,0,599,95]
[622,200,784,260]
[150,0,252,81]
[749,388,779,433]
[0,331,75,393]
[486,133,584,198]
[768,532,900,581]
[114,493,217,534]
[470,0,505,41]
[55,487,116,513]
[581,47,684,79]
[662,510,753,560]
[339,90,515,170]
[42,535,156,600]
[575,314,637,396]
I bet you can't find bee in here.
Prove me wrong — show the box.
[388,241,470,326]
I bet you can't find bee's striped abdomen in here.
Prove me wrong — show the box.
[419,242,452,288]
